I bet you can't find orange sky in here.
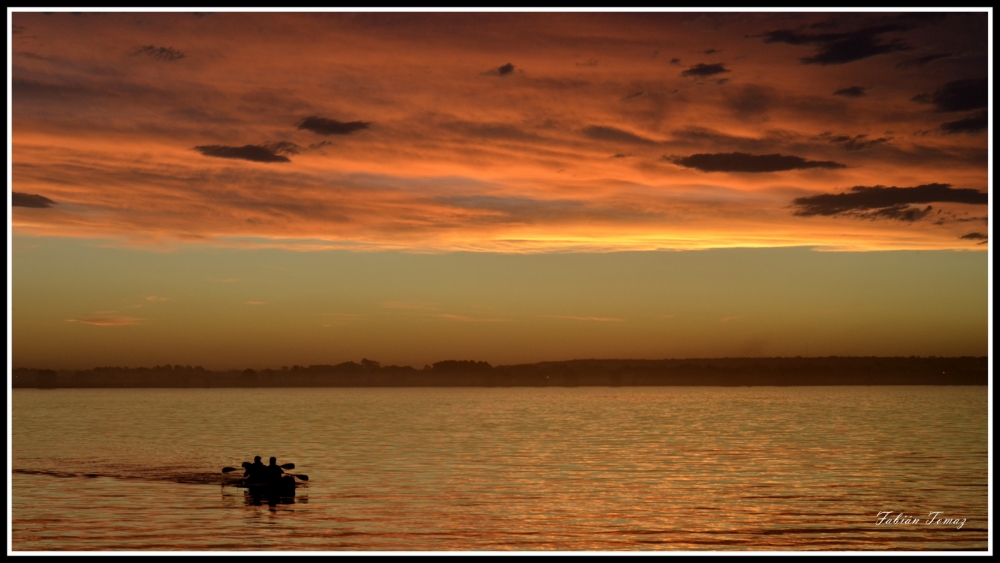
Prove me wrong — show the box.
[8,10,991,369]
[12,11,989,251]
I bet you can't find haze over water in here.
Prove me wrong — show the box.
[12,386,988,551]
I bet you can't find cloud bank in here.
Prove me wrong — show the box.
[670,152,846,173]
[193,145,290,163]
[296,116,371,136]
[13,192,57,208]
[792,183,987,222]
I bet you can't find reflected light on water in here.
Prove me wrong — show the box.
[12,386,988,551]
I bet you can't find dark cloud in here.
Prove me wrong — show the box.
[855,204,934,222]
[620,91,644,101]
[681,63,729,77]
[575,59,598,67]
[296,116,371,136]
[792,183,988,220]
[960,232,987,240]
[262,141,303,155]
[583,125,657,145]
[670,152,846,173]
[13,192,57,208]
[939,110,988,134]
[833,86,868,97]
[193,145,290,163]
[307,140,333,151]
[759,24,911,65]
[704,48,721,54]
[895,52,951,69]
[133,45,185,62]
[912,78,987,112]
[495,63,515,76]
[669,58,681,65]
[820,132,892,151]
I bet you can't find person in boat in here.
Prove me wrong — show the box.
[266,456,285,484]
[244,455,267,483]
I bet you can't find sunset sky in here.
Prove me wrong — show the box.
[9,10,991,369]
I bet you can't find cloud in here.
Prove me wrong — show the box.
[911,78,987,112]
[484,62,517,77]
[792,183,988,221]
[759,24,912,65]
[959,232,987,240]
[820,132,892,151]
[583,125,657,145]
[858,204,934,222]
[669,58,681,65]
[895,52,951,69]
[583,125,656,145]
[262,141,303,155]
[193,144,290,163]
[669,152,846,173]
[704,48,721,54]
[681,63,729,77]
[833,86,868,97]
[133,45,185,62]
[145,296,169,301]
[8,13,988,253]
[939,110,987,134]
[13,192,57,208]
[296,116,371,136]
[65,316,144,326]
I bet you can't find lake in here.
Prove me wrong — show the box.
[10,386,989,551]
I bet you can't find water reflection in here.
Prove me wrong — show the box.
[220,484,308,508]
[243,489,295,507]
[13,387,989,550]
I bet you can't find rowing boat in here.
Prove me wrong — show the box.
[235,475,298,496]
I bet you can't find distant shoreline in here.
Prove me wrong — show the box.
[12,357,988,388]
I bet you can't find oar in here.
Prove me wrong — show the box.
[291,474,309,481]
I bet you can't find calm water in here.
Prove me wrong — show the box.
[11,386,989,551]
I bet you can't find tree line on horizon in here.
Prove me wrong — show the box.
[12,356,988,388]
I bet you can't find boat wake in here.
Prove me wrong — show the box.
[13,465,244,486]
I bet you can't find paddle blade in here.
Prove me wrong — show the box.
[294,474,309,481]
[281,463,295,470]
[222,466,238,473]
